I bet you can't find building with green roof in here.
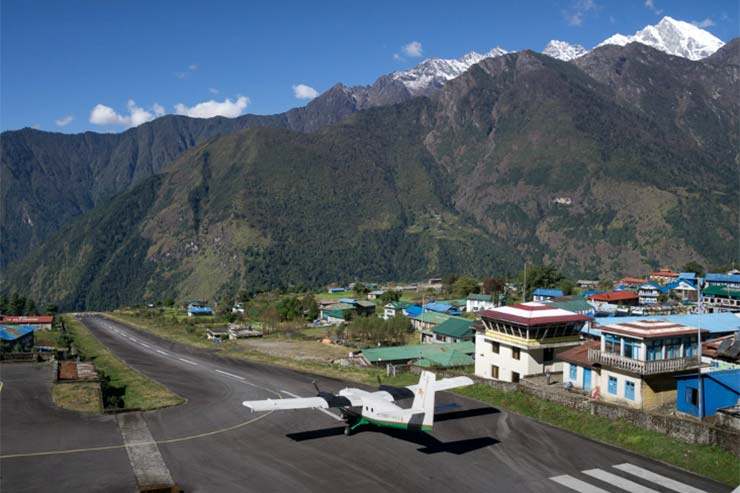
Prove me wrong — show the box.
[547,297,594,315]
[360,341,475,366]
[702,285,740,312]
[414,350,474,368]
[383,301,413,319]
[411,311,456,331]
[466,293,496,312]
[431,317,475,343]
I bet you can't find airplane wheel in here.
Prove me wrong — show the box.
[344,425,351,436]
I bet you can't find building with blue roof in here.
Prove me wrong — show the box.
[405,305,423,317]
[584,312,740,339]
[638,282,666,305]
[705,273,740,289]
[0,325,36,352]
[678,272,696,281]
[424,302,459,315]
[532,288,564,301]
[675,369,740,418]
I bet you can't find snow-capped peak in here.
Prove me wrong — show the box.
[542,40,588,61]
[596,16,724,60]
[391,47,508,95]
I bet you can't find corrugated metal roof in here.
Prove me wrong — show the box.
[385,301,413,309]
[0,325,36,341]
[361,341,474,363]
[424,302,454,313]
[413,311,455,325]
[533,288,564,297]
[585,312,740,337]
[414,350,474,368]
[702,285,740,299]
[706,273,740,283]
[466,293,492,302]
[325,303,355,311]
[432,318,474,340]
[547,298,594,313]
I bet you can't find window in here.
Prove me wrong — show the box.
[490,341,500,354]
[623,338,640,360]
[511,371,520,383]
[647,340,663,361]
[684,338,696,358]
[625,381,635,400]
[605,334,621,354]
[569,364,577,381]
[491,365,499,379]
[543,348,554,363]
[666,338,681,359]
[608,376,617,394]
[512,347,521,360]
[686,387,698,406]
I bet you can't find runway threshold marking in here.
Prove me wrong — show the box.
[582,469,659,493]
[612,464,708,493]
[550,475,610,493]
[282,390,342,421]
[550,464,710,493]
[0,411,275,460]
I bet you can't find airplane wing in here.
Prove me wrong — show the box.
[374,375,474,402]
[243,391,361,412]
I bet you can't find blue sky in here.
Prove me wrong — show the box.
[1,0,737,133]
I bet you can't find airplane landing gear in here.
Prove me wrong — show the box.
[344,425,351,436]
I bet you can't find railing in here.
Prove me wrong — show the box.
[588,348,701,375]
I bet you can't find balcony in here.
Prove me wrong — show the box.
[587,348,701,375]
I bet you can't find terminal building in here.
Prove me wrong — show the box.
[474,302,589,382]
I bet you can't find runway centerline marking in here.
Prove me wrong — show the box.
[156,350,169,356]
[178,358,198,366]
[215,369,245,380]
[140,343,151,349]
[282,390,342,421]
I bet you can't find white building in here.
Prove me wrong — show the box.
[465,293,496,313]
[560,320,706,409]
[474,302,588,383]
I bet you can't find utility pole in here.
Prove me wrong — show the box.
[697,277,703,420]
[523,262,528,303]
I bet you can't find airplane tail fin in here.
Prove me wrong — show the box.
[411,370,436,428]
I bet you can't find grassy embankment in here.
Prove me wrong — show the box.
[61,315,184,410]
[106,309,738,485]
[52,383,102,413]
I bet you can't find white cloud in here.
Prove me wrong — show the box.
[209,88,220,94]
[691,18,715,28]
[563,0,596,26]
[292,84,319,100]
[188,64,198,71]
[55,115,74,127]
[175,64,198,79]
[174,96,250,119]
[401,41,423,57]
[644,0,662,15]
[392,53,403,61]
[89,100,165,127]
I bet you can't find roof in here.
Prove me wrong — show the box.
[0,325,36,341]
[533,288,564,297]
[620,277,647,284]
[678,272,697,280]
[706,273,740,283]
[651,270,678,277]
[361,341,475,363]
[325,303,355,311]
[478,302,589,326]
[0,316,53,324]
[587,313,740,337]
[547,297,594,313]
[339,298,357,304]
[324,309,349,320]
[666,280,696,290]
[467,293,493,302]
[188,306,212,313]
[424,302,454,313]
[385,301,412,309]
[598,319,708,339]
[703,334,740,360]
[438,299,467,308]
[639,282,664,290]
[702,285,740,300]
[414,350,474,368]
[675,369,740,388]
[413,311,455,325]
[433,317,474,340]
[354,300,376,308]
[369,290,385,295]
[587,291,639,302]
[557,341,600,367]
[405,306,423,317]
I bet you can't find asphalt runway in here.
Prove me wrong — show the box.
[0,314,733,492]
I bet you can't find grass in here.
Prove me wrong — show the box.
[52,382,102,413]
[105,310,738,485]
[454,384,739,487]
[63,315,184,410]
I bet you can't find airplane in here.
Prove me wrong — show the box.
[242,371,473,436]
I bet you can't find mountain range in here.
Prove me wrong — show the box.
[1,19,737,310]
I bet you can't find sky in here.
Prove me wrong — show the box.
[1,0,738,133]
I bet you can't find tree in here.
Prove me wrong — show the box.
[302,293,319,321]
[0,294,8,314]
[442,274,459,294]
[353,283,369,295]
[681,261,705,277]
[25,298,38,316]
[44,303,59,316]
[164,298,175,307]
[558,279,576,296]
[452,276,480,298]
[379,290,400,304]
[276,296,302,321]
[9,293,25,316]
[524,265,564,291]
[483,277,505,295]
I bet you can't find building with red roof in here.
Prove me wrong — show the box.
[474,302,589,383]
[620,277,647,286]
[0,315,53,330]
[650,269,679,285]
[586,291,639,305]
[559,319,706,410]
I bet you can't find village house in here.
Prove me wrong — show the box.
[424,317,474,344]
[704,273,740,289]
[466,293,496,313]
[187,302,213,317]
[650,269,679,285]
[586,291,640,314]
[367,290,385,300]
[0,315,54,330]
[320,302,355,324]
[474,302,588,383]
[619,277,647,289]
[383,301,413,319]
[666,280,698,302]
[675,369,740,418]
[532,288,563,302]
[0,325,36,352]
[638,282,665,305]
[702,333,740,371]
[562,320,706,410]
[412,311,454,332]
[701,285,740,312]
